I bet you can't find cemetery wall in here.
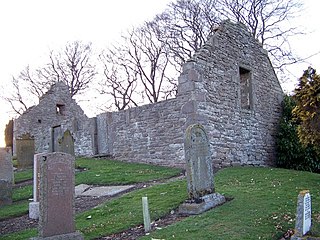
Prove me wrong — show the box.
[13,82,95,156]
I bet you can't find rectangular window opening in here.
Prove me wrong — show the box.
[56,104,66,115]
[239,67,252,110]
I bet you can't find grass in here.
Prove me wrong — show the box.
[140,167,320,240]
[75,158,182,185]
[1,163,320,240]
[14,169,33,183]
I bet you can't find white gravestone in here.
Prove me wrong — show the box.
[303,192,311,235]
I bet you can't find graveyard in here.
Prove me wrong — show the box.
[0,156,319,240]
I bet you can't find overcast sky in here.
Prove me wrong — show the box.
[0,0,319,147]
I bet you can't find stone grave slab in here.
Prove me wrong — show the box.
[0,147,13,206]
[291,190,312,240]
[75,184,91,196]
[16,133,35,168]
[31,152,83,240]
[78,185,135,197]
[56,130,75,156]
[179,124,225,215]
[0,147,14,183]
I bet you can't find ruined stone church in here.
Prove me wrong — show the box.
[13,20,284,169]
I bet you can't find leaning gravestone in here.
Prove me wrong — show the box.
[56,130,75,156]
[31,152,83,240]
[16,133,35,168]
[291,190,312,240]
[0,147,13,206]
[179,124,225,215]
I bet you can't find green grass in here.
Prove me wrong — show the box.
[14,169,33,183]
[75,158,182,185]
[1,165,320,240]
[140,167,320,240]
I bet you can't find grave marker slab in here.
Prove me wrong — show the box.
[31,152,83,240]
[0,147,13,183]
[179,124,225,215]
[0,147,13,206]
[56,130,75,156]
[291,190,312,240]
[16,133,35,168]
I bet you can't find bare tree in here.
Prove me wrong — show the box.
[100,24,177,110]
[152,0,218,68]
[148,0,303,77]
[99,48,139,111]
[2,41,97,115]
[39,41,97,96]
[214,0,303,70]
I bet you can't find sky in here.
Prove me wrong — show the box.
[0,0,320,147]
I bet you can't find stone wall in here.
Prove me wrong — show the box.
[176,21,284,168]
[96,96,190,168]
[13,82,95,156]
[13,20,283,169]
[96,20,283,169]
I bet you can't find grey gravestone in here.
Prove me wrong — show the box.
[291,190,312,240]
[0,147,13,206]
[16,133,35,168]
[29,153,45,219]
[56,130,75,156]
[179,124,225,215]
[31,152,83,240]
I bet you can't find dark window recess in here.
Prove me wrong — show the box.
[239,67,252,110]
[38,119,42,123]
[56,104,66,115]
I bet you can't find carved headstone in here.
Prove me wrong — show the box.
[56,130,75,156]
[179,124,225,215]
[16,133,35,168]
[0,147,13,206]
[31,152,83,240]
[184,124,214,199]
[291,190,312,240]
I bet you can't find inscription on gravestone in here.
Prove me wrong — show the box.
[303,191,311,235]
[32,152,83,239]
[292,190,312,239]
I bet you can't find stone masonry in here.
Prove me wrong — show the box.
[13,82,95,157]
[13,20,283,169]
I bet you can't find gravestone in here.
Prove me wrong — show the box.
[29,153,45,219]
[56,130,75,156]
[31,152,83,240]
[291,190,312,240]
[16,133,35,168]
[179,124,225,215]
[0,147,13,206]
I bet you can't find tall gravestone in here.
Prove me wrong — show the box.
[179,124,225,215]
[56,130,75,156]
[291,190,312,240]
[0,147,13,206]
[31,152,83,240]
[16,133,35,168]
